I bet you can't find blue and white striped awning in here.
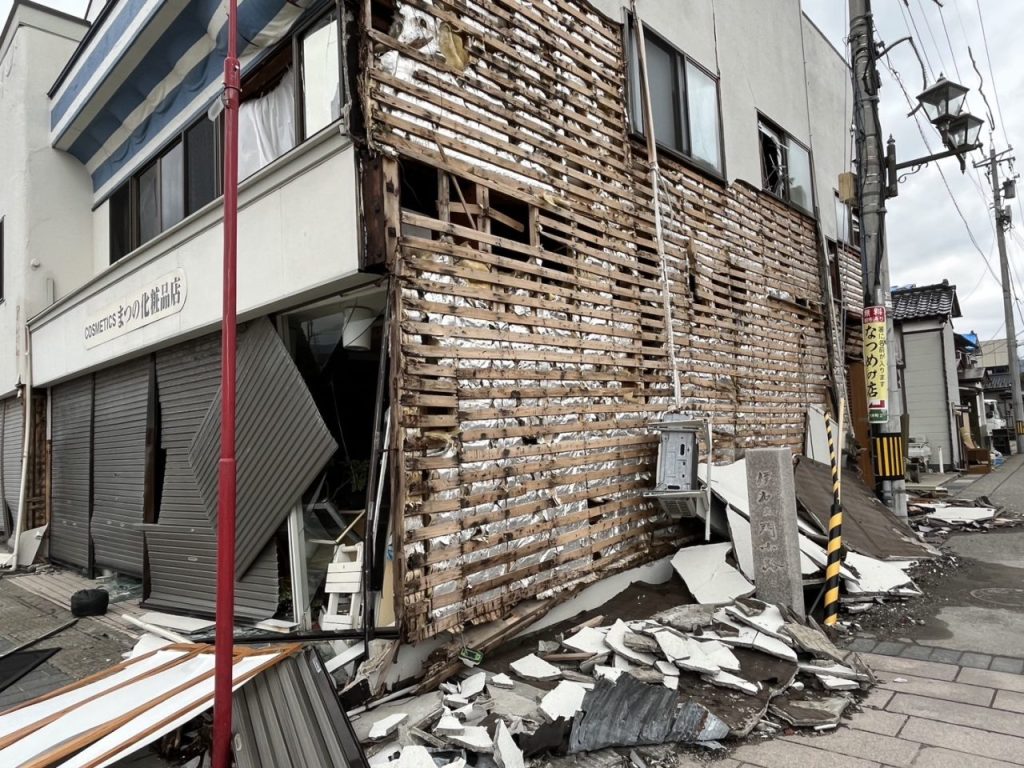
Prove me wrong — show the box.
[50,0,310,201]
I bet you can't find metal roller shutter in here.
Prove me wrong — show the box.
[91,358,151,576]
[50,378,93,568]
[145,333,278,619]
[2,397,23,535]
[189,318,336,578]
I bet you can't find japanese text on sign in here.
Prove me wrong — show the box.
[863,305,888,424]
[84,270,187,349]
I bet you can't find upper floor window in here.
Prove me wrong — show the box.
[758,116,813,214]
[626,19,723,175]
[834,192,860,248]
[109,8,343,265]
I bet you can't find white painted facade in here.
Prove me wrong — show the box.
[31,131,363,386]
[900,318,962,468]
[586,0,853,242]
[0,4,90,397]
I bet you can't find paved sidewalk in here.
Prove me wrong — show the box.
[719,651,1024,768]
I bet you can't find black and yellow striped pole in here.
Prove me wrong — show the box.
[823,399,846,626]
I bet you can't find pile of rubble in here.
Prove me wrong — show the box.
[908,496,1012,542]
[359,597,874,766]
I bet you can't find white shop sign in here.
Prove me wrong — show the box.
[83,269,187,349]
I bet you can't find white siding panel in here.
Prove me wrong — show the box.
[903,330,953,466]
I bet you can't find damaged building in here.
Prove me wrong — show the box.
[0,0,863,672]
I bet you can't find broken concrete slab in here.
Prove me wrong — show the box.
[606,620,658,666]
[494,720,525,768]
[768,694,851,727]
[652,629,690,663]
[445,725,493,753]
[369,713,409,741]
[816,674,859,691]
[842,551,917,595]
[434,709,464,735]
[702,670,760,695]
[489,673,515,689]
[781,622,849,664]
[725,601,788,641]
[656,660,679,677]
[562,626,609,655]
[923,505,996,524]
[540,680,590,722]
[650,604,716,632]
[708,616,797,662]
[797,661,865,681]
[510,653,562,682]
[671,543,755,605]
[593,665,625,683]
[487,682,543,721]
[697,640,741,673]
[622,631,661,656]
[459,671,488,698]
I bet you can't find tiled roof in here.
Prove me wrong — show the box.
[987,371,1012,390]
[891,281,961,321]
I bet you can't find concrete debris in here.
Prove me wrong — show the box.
[655,660,679,677]
[458,671,488,698]
[622,631,661,655]
[445,725,493,753]
[562,626,609,655]
[493,720,525,768]
[671,544,755,605]
[703,670,760,695]
[781,622,849,664]
[540,680,591,722]
[650,604,717,632]
[816,673,859,691]
[489,673,515,689]
[510,653,562,681]
[593,665,625,683]
[769,694,852,727]
[369,713,409,740]
[434,709,464,735]
[606,619,658,666]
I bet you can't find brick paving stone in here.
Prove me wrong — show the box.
[927,648,962,665]
[886,693,1024,737]
[872,641,907,657]
[960,652,994,670]
[994,689,1024,714]
[912,747,1020,768]
[861,653,959,682]
[781,729,920,767]
[898,644,933,661]
[860,686,895,710]
[847,638,878,653]
[958,667,1024,694]
[876,672,995,706]
[731,739,881,768]
[846,708,908,737]
[990,657,1024,675]
[899,717,1024,765]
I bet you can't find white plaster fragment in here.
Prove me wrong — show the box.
[494,720,525,768]
[446,725,494,753]
[817,674,859,690]
[652,629,690,662]
[703,670,760,695]
[490,673,515,689]
[434,708,464,735]
[540,680,589,722]
[671,543,755,605]
[656,660,679,676]
[562,626,609,655]
[725,602,789,640]
[606,619,657,666]
[369,712,407,740]
[459,671,488,698]
[593,665,624,683]
[510,653,561,681]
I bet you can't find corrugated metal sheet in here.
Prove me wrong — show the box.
[232,648,368,768]
[145,332,277,619]
[50,378,93,568]
[2,397,23,536]
[91,357,151,576]
[190,318,337,578]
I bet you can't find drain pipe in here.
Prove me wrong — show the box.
[8,329,33,570]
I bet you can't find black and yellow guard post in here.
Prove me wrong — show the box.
[823,399,846,626]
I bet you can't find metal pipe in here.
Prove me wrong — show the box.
[8,328,33,569]
[213,0,241,762]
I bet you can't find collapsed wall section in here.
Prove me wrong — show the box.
[362,0,831,640]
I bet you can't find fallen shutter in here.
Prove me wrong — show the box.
[189,318,336,578]
[91,358,151,576]
[145,333,277,619]
[2,397,23,536]
[50,377,93,568]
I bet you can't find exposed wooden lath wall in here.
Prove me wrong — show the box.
[362,0,832,641]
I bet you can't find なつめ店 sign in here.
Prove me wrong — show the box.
[83,269,187,348]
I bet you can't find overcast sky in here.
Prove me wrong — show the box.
[4,0,1022,340]
[802,0,1024,343]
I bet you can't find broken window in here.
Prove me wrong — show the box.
[627,18,723,175]
[758,116,814,214]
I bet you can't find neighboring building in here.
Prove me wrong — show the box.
[0,1,89,547]
[892,281,963,470]
[2,0,859,656]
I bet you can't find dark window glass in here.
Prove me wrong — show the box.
[186,118,219,214]
[161,141,184,230]
[301,12,341,139]
[137,161,160,244]
[645,37,681,153]
[110,182,133,263]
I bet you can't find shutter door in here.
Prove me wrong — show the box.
[50,378,93,568]
[91,358,151,576]
[189,318,336,578]
[2,397,23,534]
[145,333,277,619]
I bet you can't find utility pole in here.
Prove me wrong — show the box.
[980,145,1024,453]
[849,0,908,517]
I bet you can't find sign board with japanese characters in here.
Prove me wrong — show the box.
[83,270,187,349]
[863,305,888,424]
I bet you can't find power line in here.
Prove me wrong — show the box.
[937,4,965,81]
[912,0,953,76]
[897,0,935,79]
[974,0,1010,146]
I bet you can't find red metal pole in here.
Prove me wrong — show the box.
[213,0,240,764]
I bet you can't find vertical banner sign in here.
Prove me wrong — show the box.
[863,306,889,424]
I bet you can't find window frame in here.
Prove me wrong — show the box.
[757,113,815,216]
[0,218,4,303]
[625,15,726,180]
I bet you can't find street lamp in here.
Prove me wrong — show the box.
[885,75,985,195]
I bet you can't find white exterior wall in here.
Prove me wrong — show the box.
[30,132,363,386]
[0,7,90,396]
[901,320,961,468]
